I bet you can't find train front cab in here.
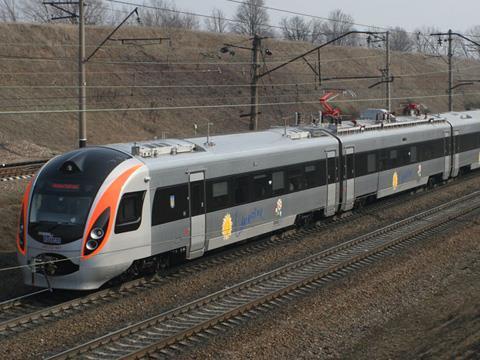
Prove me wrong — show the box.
[17,147,150,290]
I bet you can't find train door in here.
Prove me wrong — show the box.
[451,130,460,177]
[443,130,451,180]
[187,171,206,259]
[325,150,337,216]
[343,146,355,211]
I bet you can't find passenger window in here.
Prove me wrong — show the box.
[327,158,337,183]
[379,150,389,171]
[367,153,376,173]
[208,181,229,212]
[390,150,397,158]
[253,174,271,199]
[152,185,188,226]
[304,165,318,188]
[272,171,285,194]
[190,181,205,216]
[423,145,432,161]
[409,146,417,163]
[345,154,355,179]
[233,176,250,205]
[115,191,145,233]
[288,167,305,192]
[213,181,228,197]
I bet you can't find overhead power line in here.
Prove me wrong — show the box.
[1,63,479,89]
[0,53,386,69]
[0,92,479,116]
[0,81,319,89]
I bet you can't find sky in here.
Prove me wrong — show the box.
[166,0,480,33]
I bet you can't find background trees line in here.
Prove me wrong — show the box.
[0,0,479,58]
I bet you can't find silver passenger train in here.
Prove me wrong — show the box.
[17,110,480,290]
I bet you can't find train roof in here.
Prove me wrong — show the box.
[108,127,339,167]
[106,110,480,168]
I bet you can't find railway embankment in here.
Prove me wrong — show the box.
[0,22,480,164]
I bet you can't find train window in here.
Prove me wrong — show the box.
[389,149,398,168]
[327,158,337,183]
[190,181,205,217]
[345,154,355,179]
[379,150,389,171]
[436,138,446,158]
[115,191,145,233]
[233,176,250,205]
[208,181,229,212]
[152,185,188,226]
[409,146,417,163]
[212,181,228,197]
[422,144,432,162]
[288,166,305,191]
[399,147,410,166]
[367,153,376,173]
[304,165,318,188]
[444,137,451,155]
[253,174,272,200]
[272,171,285,194]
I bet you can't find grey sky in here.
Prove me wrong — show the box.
[169,0,480,33]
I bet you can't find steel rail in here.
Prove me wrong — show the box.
[0,276,162,336]
[0,160,47,182]
[47,190,480,360]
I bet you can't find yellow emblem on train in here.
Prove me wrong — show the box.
[222,213,233,240]
[392,171,399,190]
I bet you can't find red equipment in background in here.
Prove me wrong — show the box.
[320,92,342,122]
[402,102,426,116]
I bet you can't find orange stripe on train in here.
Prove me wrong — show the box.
[81,164,142,260]
[17,179,33,255]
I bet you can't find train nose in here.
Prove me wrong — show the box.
[29,253,79,277]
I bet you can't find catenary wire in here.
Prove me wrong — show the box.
[1,62,479,89]
[0,54,386,75]
[0,92,479,116]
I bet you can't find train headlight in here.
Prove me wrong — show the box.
[83,208,110,257]
[86,239,99,251]
[90,227,104,240]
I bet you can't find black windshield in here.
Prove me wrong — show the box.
[28,147,130,244]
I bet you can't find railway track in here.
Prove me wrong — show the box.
[0,275,166,337]
[0,174,474,341]
[0,160,46,182]
[47,190,480,360]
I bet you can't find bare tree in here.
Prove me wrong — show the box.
[466,25,480,59]
[21,0,107,25]
[310,19,325,44]
[141,0,199,30]
[231,0,270,36]
[0,0,20,22]
[389,27,413,52]
[412,26,441,55]
[319,9,357,46]
[205,8,228,33]
[280,16,310,41]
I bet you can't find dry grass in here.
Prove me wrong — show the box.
[0,182,23,252]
